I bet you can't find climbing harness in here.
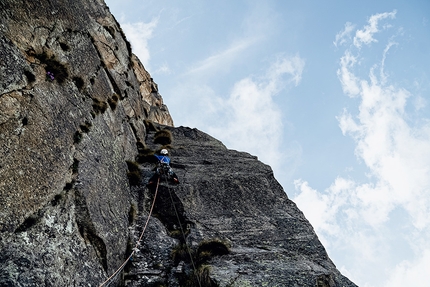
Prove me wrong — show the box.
[156,162,174,180]
[98,177,161,287]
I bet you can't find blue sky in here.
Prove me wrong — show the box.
[105,1,430,286]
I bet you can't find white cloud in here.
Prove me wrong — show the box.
[334,22,356,47]
[120,18,158,68]
[294,11,430,287]
[384,250,430,287]
[293,179,345,245]
[353,11,396,48]
[337,73,430,230]
[267,55,305,87]
[169,55,304,172]
[206,55,305,170]
[337,51,360,97]
[167,83,224,129]
[210,77,284,166]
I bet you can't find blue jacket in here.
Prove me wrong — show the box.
[155,155,170,165]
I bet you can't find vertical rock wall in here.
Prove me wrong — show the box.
[0,0,172,285]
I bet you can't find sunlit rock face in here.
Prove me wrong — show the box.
[0,1,356,286]
[0,0,171,285]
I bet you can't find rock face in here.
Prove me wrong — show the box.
[124,125,357,287]
[0,0,357,287]
[0,0,171,286]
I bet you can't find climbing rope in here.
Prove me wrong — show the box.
[98,177,161,287]
[165,177,202,287]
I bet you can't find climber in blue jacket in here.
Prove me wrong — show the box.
[147,149,179,186]
[154,149,171,165]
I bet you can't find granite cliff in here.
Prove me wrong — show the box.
[0,0,357,286]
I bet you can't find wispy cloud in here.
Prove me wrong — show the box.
[183,2,276,78]
[267,55,305,87]
[337,51,360,97]
[334,22,356,47]
[295,11,430,287]
[207,55,304,170]
[384,250,430,287]
[185,38,258,76]
[169,55,304,172]
[353,11,396,48]
[154,62,171,75]
[120,17,158,68]
[168,15,192,30]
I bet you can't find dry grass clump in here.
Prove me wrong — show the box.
[36,52,69,84]
[154,129,172,145]
[108,94,119,110]
[92,98,108,115]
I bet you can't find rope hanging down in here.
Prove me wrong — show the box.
[164,177,202,287]
[98,177,161,287]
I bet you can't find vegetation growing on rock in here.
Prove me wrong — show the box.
[154,129,173,146]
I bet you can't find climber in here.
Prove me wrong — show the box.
[147,149,179,186]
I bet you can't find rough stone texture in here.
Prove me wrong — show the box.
[0,0,357,286]
[0,0,172,286]
[124,125,357,287]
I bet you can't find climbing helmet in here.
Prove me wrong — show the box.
[160,149,168,155]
